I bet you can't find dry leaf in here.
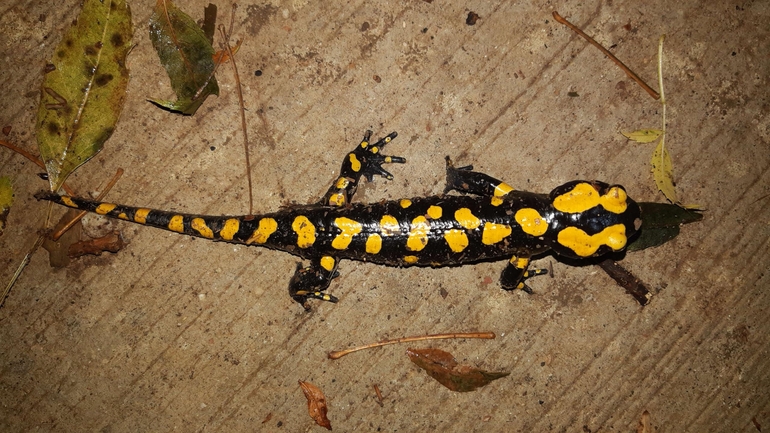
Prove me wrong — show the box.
[650,137,678,204]
[637,410,651,433]
[0,176,12,236]
[213,39,243,64]
[69,231,125,258]
[622,129,663,143]
[298,380,332,430]
[407,347,509,392]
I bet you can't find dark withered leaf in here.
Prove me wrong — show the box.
[36,0,132,192]
[298,380,332,430]
[628,202,703,251]
[148,0,219,115]
[407,347,509,392]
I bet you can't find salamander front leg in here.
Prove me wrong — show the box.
[445,156,514,205]
[321,130,405,207]
[288,256,341,310]
[500,255,548,294]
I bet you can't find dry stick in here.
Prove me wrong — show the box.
[552,11,660,100]
[218,20,254,216]
[373,384,384,407]
[51,168,124,241]
[328,332,496,360]
[193,5,238,102]
[0,139,75,196]
[1,234,45,308]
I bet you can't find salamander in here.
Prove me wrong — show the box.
[36,130,643,309]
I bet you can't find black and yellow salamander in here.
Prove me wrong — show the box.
[37,130,642,309]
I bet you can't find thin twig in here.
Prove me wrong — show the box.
[552,11,660,100]
[1,235,45,308]
[0,139,75,196]
[328,332,496,360]
[51,168,124,241]
[373,384,384,407]
[218,13,254,216]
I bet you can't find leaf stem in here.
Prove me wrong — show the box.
[218,9,254,216]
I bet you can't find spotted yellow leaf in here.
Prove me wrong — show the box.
[36,0,132,192]
[650,137,678,204]
[622,129,664,143]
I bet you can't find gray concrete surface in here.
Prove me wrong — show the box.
[1,0,768,431]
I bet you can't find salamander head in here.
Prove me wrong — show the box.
[546,180,642,259]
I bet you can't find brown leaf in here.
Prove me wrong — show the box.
[298,380,332,430]
[69,231,125,258]
[406,347,509,392]
[637,410,651,433]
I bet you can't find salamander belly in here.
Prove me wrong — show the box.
[268,195,553,267]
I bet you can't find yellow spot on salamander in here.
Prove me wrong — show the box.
[134,208,151,224]
[426,205,443,219]
[510,256,529,269]
[168,215,185,233]
[491,182,514,206]
[191,218,214,238]
[117,212,128,220]
[220,218,240,241]
[366,233,382,254]
[61,196,77,208]
[95,203,116,215]
[515,208,547,236]
[335,177,350,189]
[400,199,412,208]
[246,218,278,244]
[349,153,362,172]
[495,182,514,197]
[380,215,400,236]
[443,229,468,252]
[553,183,628,214]
[332,217,362,250]
[406,215,430,251]
[455,208,481,230]
[328,192,345,207]
[403,255,419,264]
[320,256,336,272]
[292,215,316,248]
[557,224,628,257]
[482,223,512,245]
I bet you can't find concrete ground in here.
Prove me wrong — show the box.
[1,0,768,431]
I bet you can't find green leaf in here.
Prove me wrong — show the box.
[0,176,13,236]
[628,202,703,251]
[36,0,132,192]
[622,129,663,143]
[407,347,509,392]
[149,0,219,115]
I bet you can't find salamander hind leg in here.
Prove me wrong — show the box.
[500,255,548,294]
[444,156,515,206]
[321,130,404,207]
[288,256,341,310]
